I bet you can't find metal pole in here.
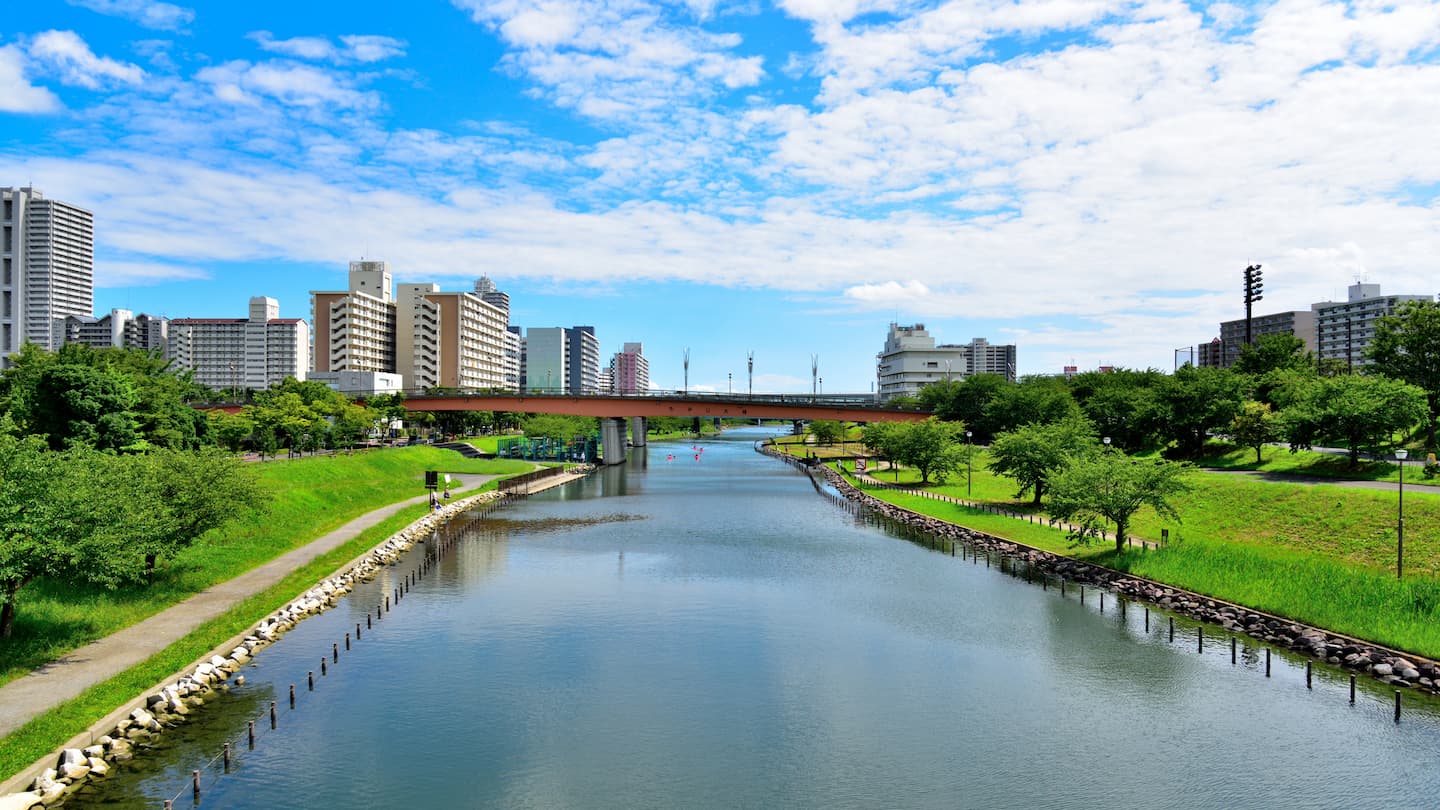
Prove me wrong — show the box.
[1397,450,1407,579]
[966,431,973,497]
[747,351,754,398]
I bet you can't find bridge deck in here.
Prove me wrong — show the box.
[402,393,928,423]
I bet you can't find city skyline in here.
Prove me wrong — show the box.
[3,1,1438,392]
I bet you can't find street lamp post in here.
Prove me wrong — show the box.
[747,351,754,398]
[1397,449,1408,579]
[1103,436,1111,451]
[966,430,973,497]
[684,348,690,395]
[728,372,732,395]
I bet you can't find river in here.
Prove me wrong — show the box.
[71,426,1440,808]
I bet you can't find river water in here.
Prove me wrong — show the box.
[73,426,1440,808]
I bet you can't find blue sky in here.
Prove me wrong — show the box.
[4,0,1440,392]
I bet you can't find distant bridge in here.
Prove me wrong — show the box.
[203,390,929,466]
[401,391,927,424]
[407,392,928,465]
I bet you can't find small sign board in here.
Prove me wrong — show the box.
[855,458,867,473]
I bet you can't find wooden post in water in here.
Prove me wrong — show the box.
[289,683,295,708]
[223,743,231,773]
[248,720,255,748]
[1350,674,1356,703]
[308,671,314,690]
[321,658,327,676]
[1100,592,1104,613]
[1197,627,1203,653]
[1080,586,1085,605]
[1307,660,1313,689]
[1231,637,1237,664]
[1168,617,1174,642]
[1144,608,1149,632]
[193,770,200,802]
[1395,691,1402,723]
[346,632,351,650]
[1266,649,1271,677]
[333,643,339,663]
[270,701,277,729]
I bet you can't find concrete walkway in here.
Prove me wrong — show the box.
[0,473,499,739]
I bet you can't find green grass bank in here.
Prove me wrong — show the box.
[0,447,532,688]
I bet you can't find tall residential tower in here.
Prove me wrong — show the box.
[2,187,94,364]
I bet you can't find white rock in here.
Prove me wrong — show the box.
[86,758,110,778]
[57,761,89,781]
[0,791,43,810]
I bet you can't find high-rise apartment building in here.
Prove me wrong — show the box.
[610,342,649,394]
[170,296,308,391]
[2,187,94,364]
[311,261,398,376]
[507,325,524,391]
[396,283,509,390]
[567,326,600,394]
[1313,283,1432,370]
[56,308,168,354]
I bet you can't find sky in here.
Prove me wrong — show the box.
[3,0,1439,393]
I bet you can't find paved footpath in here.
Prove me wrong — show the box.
[0,474,503,740]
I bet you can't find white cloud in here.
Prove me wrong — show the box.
[247,31,408,63]
[96,260,209,287]
[195,60,380,111]
[27,30,145,89]
[0,44,61,113]
[453,0,766,119]
[66,0,195,32]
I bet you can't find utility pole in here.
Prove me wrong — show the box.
[747,351,754,398]
[1243,264,1264,349]
[683,348,690,395]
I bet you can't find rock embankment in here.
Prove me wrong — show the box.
[3,486,513,808]
[766,446,1440,699]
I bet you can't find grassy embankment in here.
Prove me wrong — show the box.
[0,447,532,688]
[775,439,1440,659]
[0,447,532,778]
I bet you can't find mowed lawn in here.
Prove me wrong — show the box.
[820,447,1440,658]
[0,447,533,687]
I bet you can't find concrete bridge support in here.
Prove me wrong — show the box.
[601,417,627,465]
[629,417,647,447]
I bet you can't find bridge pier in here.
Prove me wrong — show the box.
[629,417,647,447]
[601,418,627,465]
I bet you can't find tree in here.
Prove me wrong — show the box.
[1047,451,1191,552]
[861,419,966,484]
[809,420,844,445]
[1230,400,1279,464]
[986,416,1098,505]
[135,448,266,575]
[30,364,140,450]
[983,376,1080,436]
[522,414,597,440]
[1155,365,1247,457]
[1068,368,1165,451]
[1233,333,1312,376]
[1282,374,1427,465]
[1368,300,1440,449]
[0,435,140,637]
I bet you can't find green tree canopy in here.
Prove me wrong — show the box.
[1046,451,1191,552]
[1233,333,1312,376]
[983,376,1079,436]
[1068,368,1165,451]
[1230,400,1279,464]
[1155,365,1248,457]
[808,420,844,444]
[1282,373,1427,464]
[987,416,1099,505]
[1368,300,1440,449]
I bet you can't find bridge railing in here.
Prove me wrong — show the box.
[193,388,928,412]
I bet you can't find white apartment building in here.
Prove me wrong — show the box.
[396,283,509,391]
[876,323,1017,401]
[502,326,522,391]
[56,308,168,355]
[170,296,309,392]
[311,261,398,377]
[2,187,94,364]
[1313,282,1432,370]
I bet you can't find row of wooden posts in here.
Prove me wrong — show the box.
[160,494,519,808]
[777,447,1414,726]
